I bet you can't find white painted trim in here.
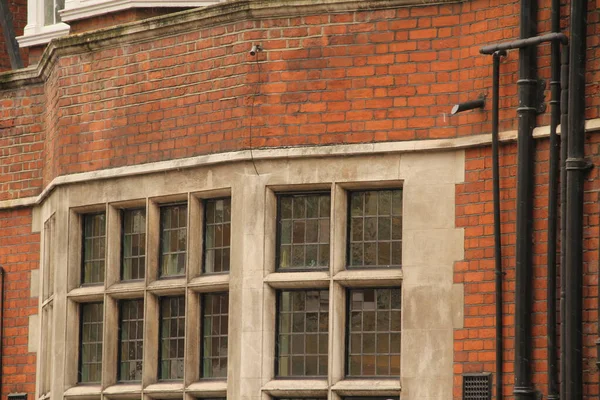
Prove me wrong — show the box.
[60,0,222,22]
[3,118,600,211]
[17,22,70,48]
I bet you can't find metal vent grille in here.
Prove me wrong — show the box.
[8,394,27,400]
[463,373,492,400]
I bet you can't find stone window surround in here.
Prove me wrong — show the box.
[35,152,464,400]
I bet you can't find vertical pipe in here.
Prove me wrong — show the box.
[559,44,569,400]
[492,49,506,400]
[565,0,588,397]
[514,0,537,397]
[546,0,561,397]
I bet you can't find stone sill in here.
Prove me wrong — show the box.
[333,269,403,287]
[331,378,401,396]
[185,380,227,396]
[262,378,328,396]
[188,273,230,292]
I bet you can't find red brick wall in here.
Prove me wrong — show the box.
[455,138,600,398]
[0,209,39,398]
[0,0,29,71]
[0,1,599,399]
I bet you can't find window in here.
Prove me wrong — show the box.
[79,302,103,383]
[277,193,330,270]
[82,213,106,284]
[204,198,231,273]
[348,190,402,268]
[201,292,229,378]
[159,296,186,380]
[347,288,401,377]
[118,299,144,382]
[121,208,146,280]
[276,290,329,377]
[44,0,65,25]
[160,204,187,277]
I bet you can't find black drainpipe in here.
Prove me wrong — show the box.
[491,49,506,400]
[565,0,588,397]
[559,44,569,400]
[546,0,561,395]
[514,0,537,396]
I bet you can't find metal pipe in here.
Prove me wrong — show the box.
[451,97,486,115]
[565,0,588,397]
[513,0,537,397]
[546,0,561,396]
[0,0,23,69]
[559,44,569,400]
[480,33,568,55]
[492,49,506,400]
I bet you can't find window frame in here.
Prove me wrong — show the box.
[275,191,331,273]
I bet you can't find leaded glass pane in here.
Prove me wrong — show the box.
[347,288,401,377]
[122,209,146,280]
[278,194,330,270]
[159,296,185,380]
[348,190,402,268]
[277,290,329,377]
[82,213,106,285]
[118,299,144,382]
[204,199,231,273]
[202,292,229,378]
[79,302,103,383]
[160,205,187,277]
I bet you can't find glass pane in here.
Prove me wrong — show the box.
[346,288,401,377]
[79,302,103,383]
[204,199,231,273]
[160,205,187,277]
[121,209,146,280]
[159,297,185,380]
[81,213,106,285]
[348,189,402,268]
[278,193,330,270]
[118,299,144,382]
[202,293,229,378]
[277,290,329,377]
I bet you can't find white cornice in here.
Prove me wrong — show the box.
[3,118,600,211]
[60,0,222,22]
[17,22,70,48]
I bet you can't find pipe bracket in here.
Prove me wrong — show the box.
[565,158,594,171]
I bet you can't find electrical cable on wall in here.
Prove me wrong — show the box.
[248,44,263,176]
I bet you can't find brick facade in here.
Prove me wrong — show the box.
[1,0,599,398]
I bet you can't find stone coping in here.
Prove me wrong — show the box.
[2,118,600,211]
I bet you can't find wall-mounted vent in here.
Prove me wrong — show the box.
[8,394,27,400]
[463,373,492,400]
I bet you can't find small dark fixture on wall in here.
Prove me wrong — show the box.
[8,394,27,400]
[463,373,492,400]
[451,95,486,115]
